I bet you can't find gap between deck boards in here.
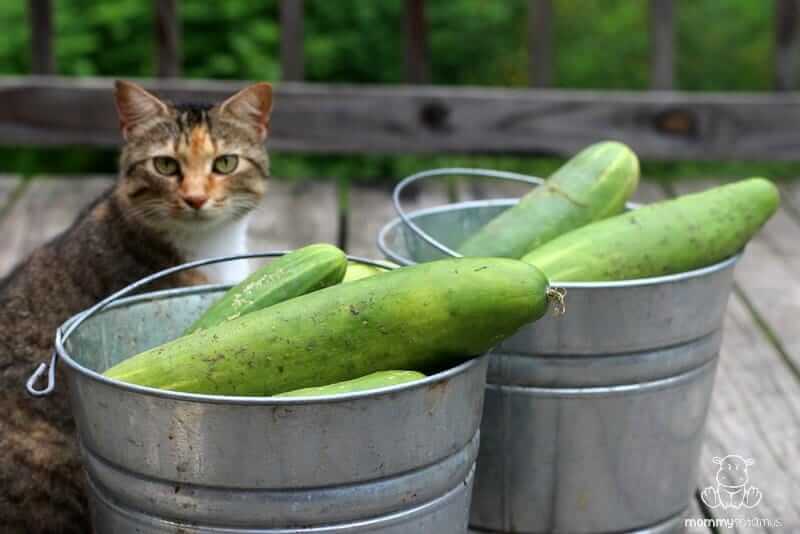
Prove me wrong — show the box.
[2,176,798,531]
[664,179,800,532]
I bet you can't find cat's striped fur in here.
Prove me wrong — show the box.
[0,81,272,533]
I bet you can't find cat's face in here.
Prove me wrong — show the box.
[114,80,272,232]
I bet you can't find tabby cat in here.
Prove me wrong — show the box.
[0,80,272,533]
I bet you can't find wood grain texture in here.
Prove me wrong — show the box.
[279,0,304,81]
[674,179,800,377]
[27,0,55,74]
[346,182,451,258]
[671,179,800,530]
[775,0,800,91]
[779,179,800,215]
[0,175,22,213]
[9,77,800,159]
[649,0,675,90]
[404,0,430,84]
[630,178,667,204]
[0,176,114,278]
[628,181,791,531]
[0,176,794,532]
[247,179,338,253]
[694,294,800,531]
[154,0,181,78]
[528,0,554,88]
[0,177,338,278]
[452,176,667,205]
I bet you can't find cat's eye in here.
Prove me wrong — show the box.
[213,155,239,175]
[153,156,180,176]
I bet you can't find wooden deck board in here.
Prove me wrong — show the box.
[450,173,668,204]
[695,294,799,530]
[671,179,800,531]
[0,175,21,212]
[673,179,800,374]
[346,182,452,259]
[454,174,540,202]
[779,180,800,217]
[0,177,340,277]
[0,176,113,278]
[627,180,790,532]
[1,176,797,531]
[638,179,800,531]
[631,179,669,203]
[247,179,338,252]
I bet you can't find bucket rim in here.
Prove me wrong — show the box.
[376,199,742,288]
[56,285,486,406]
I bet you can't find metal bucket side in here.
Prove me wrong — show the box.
[488,330,722,388]
[58,287,487,530]
[378,202,736,533]
[88,466,475,534]
[471,357,718,533]
[378,201,739,355]
[81,432,479,527]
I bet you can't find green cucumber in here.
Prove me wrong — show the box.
[104,257,550,396]
[522,178,779,282]
[342,260,398,282]
[275,370,425,397]
[458,141,639,258]
[184,243,347,334]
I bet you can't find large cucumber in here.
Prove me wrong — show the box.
[184,243,347,334]
[522,178,779,282]
[275,370,425,397]
[104,258,550,395]
[458,141,639,258]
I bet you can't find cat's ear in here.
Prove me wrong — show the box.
[218,83,273,141]
[114,80,170,140]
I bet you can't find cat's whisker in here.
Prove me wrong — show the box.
[2,79,273,531]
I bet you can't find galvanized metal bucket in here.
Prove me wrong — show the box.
[26,253,488,533]
[378,170,738,534]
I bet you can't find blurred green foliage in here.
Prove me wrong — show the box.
[0,0,798,181]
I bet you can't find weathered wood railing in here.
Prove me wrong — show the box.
[6,0,800,161]
[6,77,800,160]
[5,6,800,531]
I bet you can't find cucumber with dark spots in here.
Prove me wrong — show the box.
[184,243,347,334]
[522,178,779,282]
[104,257,550,395]
[457,141,639,258]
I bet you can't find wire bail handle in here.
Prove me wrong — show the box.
[25,252,392,397]
[391,167,567,316]
[391,168,544,259]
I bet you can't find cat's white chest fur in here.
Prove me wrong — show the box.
[168,216,252,285]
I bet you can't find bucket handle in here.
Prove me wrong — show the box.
[391,168,544,261]
[25,252,392,397]
[389,168,568,316]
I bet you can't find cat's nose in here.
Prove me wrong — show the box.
[182,194,209,210]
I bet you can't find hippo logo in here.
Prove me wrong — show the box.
[700,454,762,509]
